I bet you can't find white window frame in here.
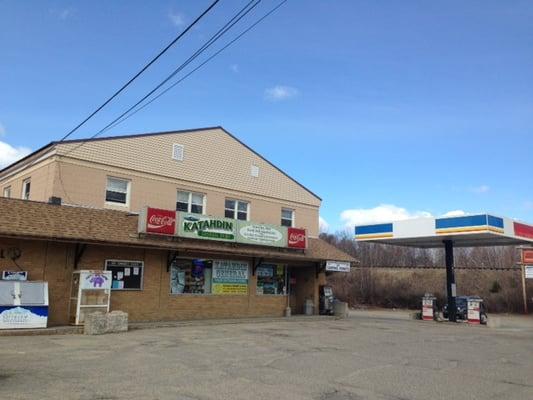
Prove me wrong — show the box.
[281,208,295,228]
[224,199,250,221]
[3,186,11,198]
[105,177,131,208]
[172,144,184,161]
[176,190,206,214]
[21,179,31,200]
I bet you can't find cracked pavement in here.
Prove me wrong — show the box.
[1,311,532,400]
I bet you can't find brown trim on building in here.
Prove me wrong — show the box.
[0,197,355,263]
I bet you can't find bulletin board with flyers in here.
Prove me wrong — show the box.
[105,260,144,290]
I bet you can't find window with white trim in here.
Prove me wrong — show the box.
[172,144,184,161]
[225,199,249,221]
[3,186,11,198]
[281,208,294,227]
[105,177,130,206]
[21,179,31,200]
[176,191,205,214]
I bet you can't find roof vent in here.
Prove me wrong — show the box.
[251,164,259,178]
[172,144,184,161]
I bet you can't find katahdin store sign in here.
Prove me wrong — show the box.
[139,208,304,248]
[178,213,287,247]
[179,213,236,242]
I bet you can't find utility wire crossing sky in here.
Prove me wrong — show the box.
[0,0,532,232]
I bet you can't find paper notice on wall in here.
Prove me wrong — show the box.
[117,272,124,280]
[124,268,131,276]
[133,267,139,276]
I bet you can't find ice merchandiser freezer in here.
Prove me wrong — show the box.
[0,281,49,329]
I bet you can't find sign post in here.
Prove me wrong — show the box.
[520,248,532,314]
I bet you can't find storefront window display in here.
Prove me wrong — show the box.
[170,259,250,295]
[256,264,287,295]
[170,259,213,294]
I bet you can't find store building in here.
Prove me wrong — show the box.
[0,127,355,326]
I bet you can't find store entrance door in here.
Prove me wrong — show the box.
[288,266,315,315]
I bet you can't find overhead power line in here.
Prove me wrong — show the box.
[93,0,262,137]
[59,0,221,142]
[66,0,288,149]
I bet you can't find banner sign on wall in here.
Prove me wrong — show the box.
[211,260,249,295]
[237,222,287,247]
[139,208,307,249]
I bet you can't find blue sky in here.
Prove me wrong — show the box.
[1,0,532,232]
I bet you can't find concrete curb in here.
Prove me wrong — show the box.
[0,315,332,336]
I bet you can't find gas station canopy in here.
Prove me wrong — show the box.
[354,214,533,248]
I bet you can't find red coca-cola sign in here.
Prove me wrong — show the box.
[145,208,176,235]
[288,228,307,249]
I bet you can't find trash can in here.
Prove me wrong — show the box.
[467,297,482,325]
[421,293,436,321]
[304,299,314,316]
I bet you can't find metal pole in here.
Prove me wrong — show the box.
[444,240,457,322]
[521,264,528,314]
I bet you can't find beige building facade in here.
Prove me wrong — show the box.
[0,127,321,237]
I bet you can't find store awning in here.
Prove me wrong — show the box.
[0,197,356,263]
[354,214,533,248]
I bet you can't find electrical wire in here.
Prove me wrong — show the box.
[93,0,262,137]
[59,0,221,142]
[66,0,288,149]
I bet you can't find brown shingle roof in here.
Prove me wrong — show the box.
[0,198,355,263]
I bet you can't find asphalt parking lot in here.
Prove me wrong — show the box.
[1,311,532,400]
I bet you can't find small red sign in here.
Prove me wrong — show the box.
[523,249,533,264]
[514,222,533,240]
[146,208,176,235]
[288,228,307,249]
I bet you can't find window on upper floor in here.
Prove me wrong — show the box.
[105,177,130,206]
[281,208,294,227]
[21,179,31,200]
[225,199,249,221]
[3,186,11,198]
[172,144,184,161]
[176,191,205,214]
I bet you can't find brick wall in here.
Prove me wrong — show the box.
[0,238,323,326]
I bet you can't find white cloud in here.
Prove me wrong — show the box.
[340,204,432,227]
[168,11,185,27]
[0,141,31,169]
[441,210,467,217]
[469,185,490,194]
[50,7,75,20]
[230,64,239,73]
[319,216,329,233]
[264,85,299,101]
